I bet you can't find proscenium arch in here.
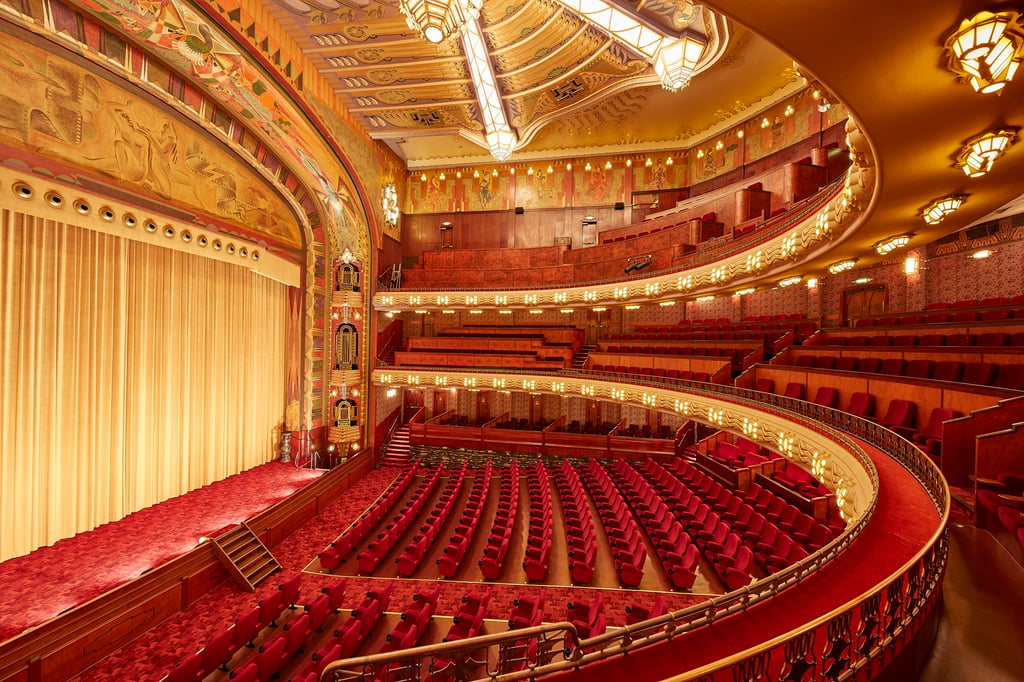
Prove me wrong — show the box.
[371,369,877,523]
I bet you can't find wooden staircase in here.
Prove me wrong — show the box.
[211,522,281,592]
[380,425,412,467]
[573,345,596,370]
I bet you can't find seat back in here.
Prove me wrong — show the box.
[904,359,934,379]
[880,358,907,375]
[846,392,875,418]
[836,356,859,372]
[994,364,1024,390]
[932,360,964,382]
[858,358,882,374]
[812,386,840,408]
[783,382,805,400]
[962,362,998,385]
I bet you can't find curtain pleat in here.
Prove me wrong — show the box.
[0,210,287,561]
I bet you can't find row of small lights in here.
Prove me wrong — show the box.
[11,180,262,261]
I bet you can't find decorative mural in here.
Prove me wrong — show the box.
[0,32,301,247]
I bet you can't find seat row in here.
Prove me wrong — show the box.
[589,365,712,382]
[436,463,492,578]
[523,461,554,582]
[479,462,520,579]
[356,466,443,574]
[396,463,469,577]
[854,307,1024,327]
[823,331,1024,347]
[604,345,754,361]
[578,459,647,587]
[785,355,1024,390]
[552,460,599,584]
[610,460,700,590]
[319,463,421,571]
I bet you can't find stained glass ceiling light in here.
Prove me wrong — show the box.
[461,19,517,160]
[922,195,966,225]
[400,0,482,43]
[945,10,1024,93]
[956,129,1016,177]
[556,0,707,91]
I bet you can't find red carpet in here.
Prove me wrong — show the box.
[0,461,324,643]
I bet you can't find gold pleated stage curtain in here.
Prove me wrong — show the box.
[0,209,288,561]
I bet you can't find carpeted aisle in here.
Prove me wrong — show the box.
[0,461,324,643]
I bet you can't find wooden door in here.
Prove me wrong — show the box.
[842,285,887,326]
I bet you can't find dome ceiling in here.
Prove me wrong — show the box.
[261,0,800,166]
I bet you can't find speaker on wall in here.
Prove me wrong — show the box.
[614,201,625,210]
[514,206,524,214]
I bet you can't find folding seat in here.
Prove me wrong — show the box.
[876,399,918,436]
[567,594,606,639]
[912,407,962,458]
[227,663,257,682]
[947,333,976,346]
[877,316,899,327]
[805,523,836,552]
[981,309,1012,321]
[771,504,800,531]
[931,360,964,382]
[892,335,918,346]
[278,573,302,610]
[568,543,597,583]
[994,364,1024,390]
[783,382,806,400]
[962,362,998,385]
[664,544,700,590]
[858,358,882,374]
[918,334,946,346]
[880,358,907,375]
[508,590,546,629]
[977,332,1010,347]
[625,594,668,626]
[764,535,809,572]
[835,356,859,372]
[761,496,786,524]
[815,355,838,370]
[231,607,261,651]
[165,651,203,682]
[904,359,934,379]
[869,335,893,346]
[795,355,816,367]
[254,635,288,681]
[334,618,363,658]
[717,546,754,589]
[305,593,332,633]
[787,513,817,545]
[1012,294,1024,305]
[845,391,875,419]
[854,318,876,328]
[824,335,847,346]
[925,312,951,324]
[812,386,840,408]
[952,298,978,309]
[755,378,775,393]
[257,590,284,629]
[899,315,924,326]
[1014,332,1024,347]
[283,612,311,657]
[981,296,1009,307]
[951,310,980,323]
[925,301,951,310]
[846,336,870,346]
[303,641,342,681]
[199,628,236,676]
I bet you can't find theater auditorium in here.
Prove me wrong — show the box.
[1,0,1023,680]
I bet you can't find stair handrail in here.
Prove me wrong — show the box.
[376,407,404,462]
[375,318,403,361]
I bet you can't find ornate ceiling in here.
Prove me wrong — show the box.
[262,0,799,166]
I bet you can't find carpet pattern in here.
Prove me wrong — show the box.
[0,462,324,643]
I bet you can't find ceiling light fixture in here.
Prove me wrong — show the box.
[944,10,1024,93]
[461,19,517,160]
[956,130,1016,177]
[399,0,481,43]
[922,195,967,224]
[828,259,857,274]
[778,276,802,287]
[695,295,715,302]
[556,0,706,91]
[874,235,912,255]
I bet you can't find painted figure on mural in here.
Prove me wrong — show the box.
[477,173,494,206]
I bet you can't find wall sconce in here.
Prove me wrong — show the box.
[956,130,1016,177]
[734,287,756,296]
[806,277,818,289]
[944,10,1024,93]
[972,249,993,259]
[922,195,967,224]
[874,234,912,255]
[827,259,857,274]
[695,295,715,302]
[778,276,802,287]
[904,256,919,275]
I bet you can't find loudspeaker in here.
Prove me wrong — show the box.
[614,201,625,210]
[514,206,524,214]
[965,223,998,240]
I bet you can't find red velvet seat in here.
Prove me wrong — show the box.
[947,333,976,346]
[918,334,946,346]
[880,358,907,375]
[951,310,980,322]
[977,332,1010,347]
[783,382,806,400]
[877,316,899,326]
[951,298,978,308]
[846,336,869,346]
[925,312,951,324]
[835,356,859,372]
[911,407,962,459]
[993,364,1024,390]
[165,651,203,682]
[812,386,840,408]
[932,360,964,382]
[854,318,876,328]
[924,301,951,310]
[904,359,934,379]
[815,355,838,369]
[981,309,1011,321]
[876,399,917,436]
[981,296,1009,307]
[892,335,918,346]
[962,362,998,385]
[858,358,882,374]
[899,315,924,325]
[227,663,257,682]
[869,335,894,346]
